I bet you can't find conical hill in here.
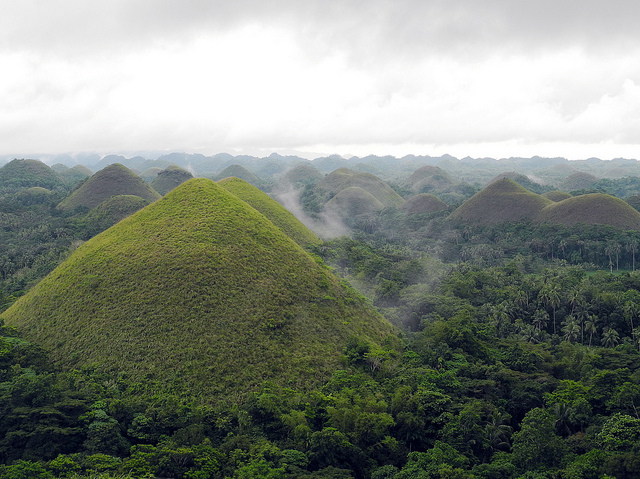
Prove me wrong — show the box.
[0,159,64,190]
[57,163,161,211]
[151,165,194,195]
[2,178,394,401]
[318,168,404,208]
[451,178,552,225]
[536,193,640,229]
[218,177,321,245]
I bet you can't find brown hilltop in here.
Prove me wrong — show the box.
[450,178,552,225]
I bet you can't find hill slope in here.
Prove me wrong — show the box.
[451,178,552,225]
[218,177,321,245]
[537,193,640,229]
[317,168,405,208]
[3,178,393,401]
[151,165,194,195]
[0,159,64,191]
[57,163,161,211]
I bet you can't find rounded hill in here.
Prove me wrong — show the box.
[57,163,161,211]
[218,177,321,246]
[325,187,385,217]
[151,165,194,195]
[0,159,64,190]
[2,178,394,402]
[216,164,261,185]
[401,194,449,215]
[536,194,640,229]
[317,168,404,208]
[560,171,598,191]
[451,178,552,225]
[405,165,454,193]
[281,164,323,187]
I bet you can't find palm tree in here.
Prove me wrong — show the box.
[627,240,639,271]
[623,300,638,336]
[602,327,620,348]
[561,315,580,343]
[532,309,550,332]
[584,315,598,347]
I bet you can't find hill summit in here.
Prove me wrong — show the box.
[3,178,394,401]
[451,178,552,225]
[57,163,161,211]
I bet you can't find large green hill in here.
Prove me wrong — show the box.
[2,178,394,402]
[0,159,64,191]
[57,163,161,211]
[451,178,552,225]
[218,176,321,245]
[536,193,640,229]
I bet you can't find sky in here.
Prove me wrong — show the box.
[2,0,640,161]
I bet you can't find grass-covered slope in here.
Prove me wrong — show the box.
[405,165,454,193]
[537,193,640,229]
[560,171,598,191]
[218,177,321,245]
[79,195,151,236]
[281,163,323,187]
[451,178,552,225]
[151,165,194,195]
[401,193,449,215]
[317,168,405,207]
[3,178,394,401]
[0,159,64,191]
[542,190,573,202]
[325,186,385,217]
[57,163,161,211]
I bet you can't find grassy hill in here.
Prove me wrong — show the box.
[79,195,151,237]
[542,190,573,202]
[57,163,161,211]
[218,176,321,246]
[401,193,449,215]
[151,165,194,195]
[489,171,549,194]
[560,171,599,191]
[0,159,65,191]
[325,186,385,217]
[51,163,92,188]
[317,168,405,208]
[451,178,552,225]
[281,163,323,187]
[405,165,454,193]
[215,164,261,185]
[2,178,394,402]
[536,193,640,229]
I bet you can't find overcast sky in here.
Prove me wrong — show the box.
[2,0,640,160]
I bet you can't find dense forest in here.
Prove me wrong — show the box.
[1,155,640,478]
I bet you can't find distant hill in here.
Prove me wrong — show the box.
[0,159,64,191]
[489,172,549,194]
[218,177,321,246]
[325,187,385,217]
[140,166,164,183]
[401,193,449,215]
[281,163,323,187]
[51,163,93,188]
[215,164,261,186]
[561,172,599,191]
[80,195,151,237]
[451,178,552,225]
[151,165,194,195]
[405,165,454,193]
[542,191,573,202]
[2,178,394,401]
[316,168,404,208]
[537,194,640,229]
[57,163,161,211]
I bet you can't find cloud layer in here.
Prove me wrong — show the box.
[2,1,640,159]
